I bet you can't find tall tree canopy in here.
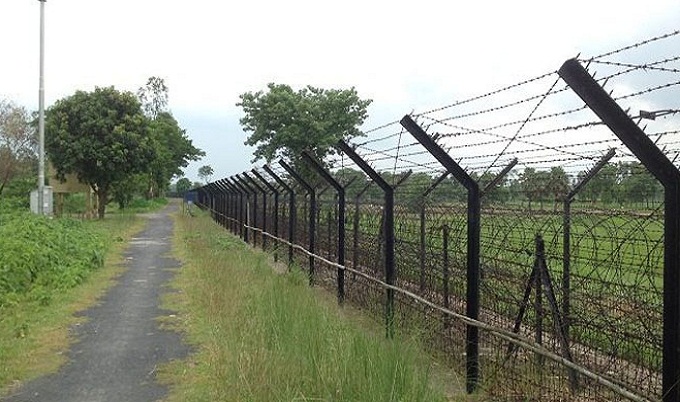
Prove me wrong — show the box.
[46,86,155,218]
[145,111,204,197]
[237,83,372,169]
[137,76,169,119]
[0,99,36,196]
[175,177,192,194]
[136,77,204,198]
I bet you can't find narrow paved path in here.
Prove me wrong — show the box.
[3,204,188,402]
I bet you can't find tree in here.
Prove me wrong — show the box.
[394,171,432,211]
[618,162,661,208]
[137,77,204,197]
[548,166,570,211]
[520,167,539,210]
[175,177,192,194]
[111,173,147,209]
[520,167,551,210]
[46,87,155,218]
[137,76,169,119]
[579,163,618,204]
[478,171,511,204]
[198,165,214,183]
[0,99,36,196]
[333,167,367,199]
[146,112,204,197]
[237,83,372,172]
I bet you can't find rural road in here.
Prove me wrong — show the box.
[3,204,189,402]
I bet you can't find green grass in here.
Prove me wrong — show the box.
[296,201,666,379]
[0,214,144,395]
[159,209,457,401]
[107,196,170,214]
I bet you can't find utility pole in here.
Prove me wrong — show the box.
[37,0,47,215]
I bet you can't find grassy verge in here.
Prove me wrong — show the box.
[108,197,170,214]
[0,214,145,395]
[160,210,456,401]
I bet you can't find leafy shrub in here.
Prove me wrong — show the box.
[0,213,105,308]
[62,193,88,214]
[0,196,28,215]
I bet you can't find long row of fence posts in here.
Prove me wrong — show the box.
[196,58,680,401]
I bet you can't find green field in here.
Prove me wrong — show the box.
[297,199,665,378]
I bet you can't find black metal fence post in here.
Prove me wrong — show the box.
[280,160,317,285]
[231,177,251,243]
[238,174,259,246]
[253,169,280,259]
[263,165,296,266]
[562,149,615,342]
[480,159,518,197]
[419,172,450,292]
[442,223,451,330]
[337,140,396,339]
[301,151,347,304]
[401,114,481,394]
[227,178,246,239]
[214,180,229,228]
[211,182,221,221]
[204,183,216,218]
[535,235,544,365]
[352,182,373,278]
[224,180,239,235]
[244,172,267,249]
[559,58,680,402]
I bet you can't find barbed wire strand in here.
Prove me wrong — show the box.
[481,75,563,177]
[592,30,680,60]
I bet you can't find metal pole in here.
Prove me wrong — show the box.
[244,172,267,248]
[442,224,450,330]
[279,160,316,284]
[337,141,395,339]
[301,151,347,304]
[252,169,280,259]
[419,172,450,292]
[37,0,47,215]
[559,58,680,402]
[400,115,481,393]
[562,149,615,340]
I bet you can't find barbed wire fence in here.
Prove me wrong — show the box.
[196,29,680,401]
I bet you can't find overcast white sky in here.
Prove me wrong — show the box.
[1,0,678,182]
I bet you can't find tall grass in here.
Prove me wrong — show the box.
[162,211,452,401]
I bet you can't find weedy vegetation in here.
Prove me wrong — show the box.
[0,211,144,394]
[159,209,458,401]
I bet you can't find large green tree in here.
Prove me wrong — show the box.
[136,77,204,198]
[46,87,155,218]
[175,177,192,194]
[237,83,372,171]
[146,112,204,197]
